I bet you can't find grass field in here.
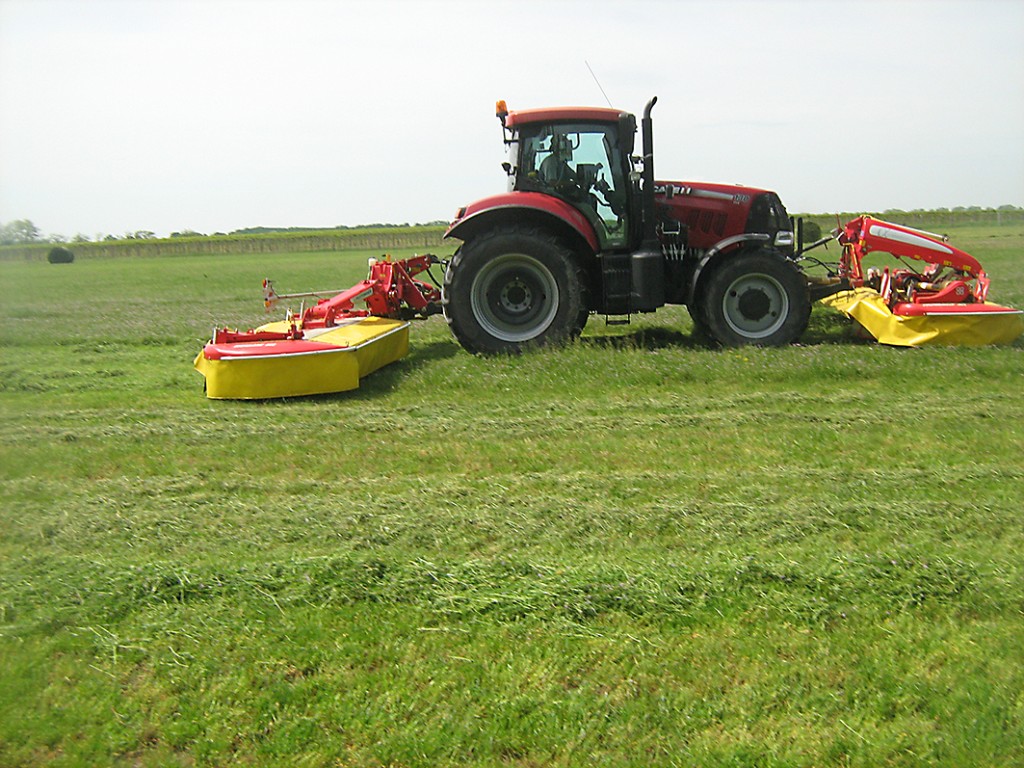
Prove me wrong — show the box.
[1,224,1023,766]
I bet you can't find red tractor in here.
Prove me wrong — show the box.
[442,97,812,352]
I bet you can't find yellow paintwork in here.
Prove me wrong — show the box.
[821,288,1024,347]
[194,316,410,399]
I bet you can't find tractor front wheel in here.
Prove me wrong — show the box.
[699,250,810,346]
[443,227,587,354]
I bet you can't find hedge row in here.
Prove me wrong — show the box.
[0,226,449,262]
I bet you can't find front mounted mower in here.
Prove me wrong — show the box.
[814,215,1023,346]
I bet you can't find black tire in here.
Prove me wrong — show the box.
[443,227,587,354]
[687,298,712,341]
[699,250,810,346]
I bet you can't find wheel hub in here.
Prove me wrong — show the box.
[500,279,532,313]
[735,287,772,322]
[722,272,789,338]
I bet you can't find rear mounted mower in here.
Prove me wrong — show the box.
[193,255,442,399]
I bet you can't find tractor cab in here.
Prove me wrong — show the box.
[497,104,638,250]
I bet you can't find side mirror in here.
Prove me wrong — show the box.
[618,112,636,156]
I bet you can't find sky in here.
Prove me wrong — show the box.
[1,0,1022,239]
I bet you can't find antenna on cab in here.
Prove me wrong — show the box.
[585,61,613,108]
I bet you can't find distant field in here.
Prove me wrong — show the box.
[1,224,1022,766]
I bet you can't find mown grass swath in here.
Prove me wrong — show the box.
[0,222,1022,766]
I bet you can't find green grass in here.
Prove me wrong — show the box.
[1,226,1023,766]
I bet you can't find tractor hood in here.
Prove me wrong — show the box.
[654,180,772,204]
[655,180,789,252]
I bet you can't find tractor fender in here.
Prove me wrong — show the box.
[445,192,601,255]
[686,233,771,304]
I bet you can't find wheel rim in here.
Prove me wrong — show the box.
[721,272,790,339]
[470,253,559,343]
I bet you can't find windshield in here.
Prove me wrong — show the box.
[515,122,629,247]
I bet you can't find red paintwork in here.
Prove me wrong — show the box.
[446,183,769,255]
[655,181,765,251]
[296,254,440,329]
[203,255,442,355]
[203,339,343,361]
[505,107,623,128]
[837,215,998,309]
[893,302,1023,317]
[445,192,601,252]
[212,327,302,343]
[839,215,982,281]
[910,280,971,304]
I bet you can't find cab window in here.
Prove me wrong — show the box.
[517,123,629,248]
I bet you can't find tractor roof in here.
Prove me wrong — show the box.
[505,106,626,127]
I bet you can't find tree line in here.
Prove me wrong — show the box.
[0,219,451,246]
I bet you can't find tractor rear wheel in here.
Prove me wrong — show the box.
[443,227,587,354]
[699,250,810,346]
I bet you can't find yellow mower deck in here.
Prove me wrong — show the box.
[194,316,410,399]
[821,288,1024,347]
